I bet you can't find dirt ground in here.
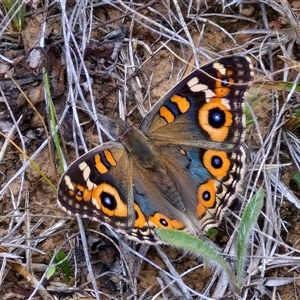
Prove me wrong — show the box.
[1,1,300,299]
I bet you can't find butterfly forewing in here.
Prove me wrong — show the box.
[57,142,135,231]
[141,56,253,150]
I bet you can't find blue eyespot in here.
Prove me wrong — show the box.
[203,191,211,201]
[211,155,223,169]
[160,218,168,227]
[101,192,116,210]
[75,189,83,197]
[208,108,225,128]
[221,77,229,86]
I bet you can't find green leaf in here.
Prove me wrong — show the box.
[156,228,236,288]
[46,265,56,280]
[49,250,71,282]
[236,188,264,288]
[206,227,218,238]
[54,250,71,282]
[292,172,300,185]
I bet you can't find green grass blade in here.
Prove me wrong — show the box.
[3,0,25,30]
[43,67,64,172]
[236,188,264,288]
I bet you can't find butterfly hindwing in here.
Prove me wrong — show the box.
[159,145,246,231]
[128,142,246,242]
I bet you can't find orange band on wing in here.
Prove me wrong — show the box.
[94,154,108,174]
[134,203,147,228]
[159,106,175,123]
[104,149,117,166]
[170,95,190,113]
[149,213,184,230]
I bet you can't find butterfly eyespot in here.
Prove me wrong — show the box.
[202,190,211,201]
[202,150,230,177]
[159,218,168,227]
[72,184,86,201]
[101,192,117,210]
[211,155,223,169]
[208,108,226,128]
[197,180,217,218]
[75,189,83,197]
[221,77,229,86]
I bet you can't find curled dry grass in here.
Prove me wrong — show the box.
[0,0,300,299]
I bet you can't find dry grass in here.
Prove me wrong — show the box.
[0,0,300,299]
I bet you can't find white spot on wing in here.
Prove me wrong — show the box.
[79,161,88,171]
[213,62,226,75]
[187,76,199,87]
[86,178,96,190]
[188,81,208,93]
[92,197,101,209]
[187,77,216,98]
[82,165,91,181]
[245,56,254,77]
[204,89,216,99]
[221,98,231,109]
[64,175,74,190]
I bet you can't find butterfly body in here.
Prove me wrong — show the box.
[58,56,254,243]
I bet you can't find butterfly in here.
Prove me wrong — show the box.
[57,56,254,243]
